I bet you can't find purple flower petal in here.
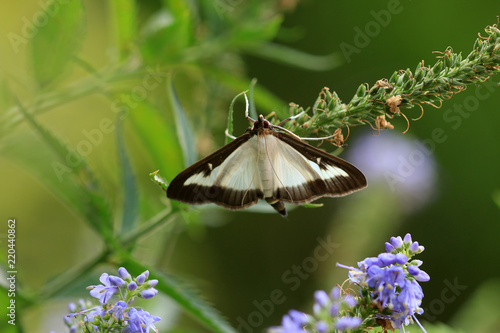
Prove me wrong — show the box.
[147,279,158,288]
[409,241,420,253]
[314,290,329,307]
[414,270,430,282]
[141,290,157,299]
[390,236,403,249]
[335,317,362,330]
[395,253,408,264]
[118,267,131,280]
[385,242,395,253]
[109,276,126,287]
[316,321,328,333]
[403,233,413,244]
[378,253,396,266]
[136,273,146,285]
[408,265,421,276]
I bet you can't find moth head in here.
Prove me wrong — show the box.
[255,114,271,129]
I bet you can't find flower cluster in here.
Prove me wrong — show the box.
[270,234,429,333]
[338,233,429,332]
[271,286,363,333]
[56,267,161,333]
[283,23,500,140]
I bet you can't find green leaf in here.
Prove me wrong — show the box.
[248,78,258,120]
[225,90,248,144]
[30,0,85,88]
[121,258,237,333]
[126,100,184,180]
[140,1,193,64]
[117,118,138,235]
[206,68,288,118]
[167,75,197,167]
[244,43,344,71]
[12,98,113,237]
[109,0,137,59]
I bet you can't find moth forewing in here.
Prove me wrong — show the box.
[166,115,367,215]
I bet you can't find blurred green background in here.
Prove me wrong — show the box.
[0,0,499,332]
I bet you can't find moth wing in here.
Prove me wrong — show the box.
[269,131,367,204]
[167,134,263,210]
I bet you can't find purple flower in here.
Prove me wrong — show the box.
[344,295,357,308]
[385,242,395,253]
[147,279,159,288]
[409,241,420,253]
[125,307,161,333]
[390,236,403,249]
[338,234,429,330]
[136,273,147,285]
[140,289,158,299]
[128,281,138,291]
[403,233,413,244]
[68,302,76,312]
[395,253,408,264]
[316,321,328,333]
[330,286,341,300]
[314,290,329,307]
[89,273,119,304]
[118,267,131,280]
[110,301,128,321]
[378,253,396,266]
[109,275,127,287]
[272,310,309,333]
[347,131,437,213]
[391,279,424,327]
[334,317,362,331]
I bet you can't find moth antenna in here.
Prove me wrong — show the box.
[243,92,255,122]
[273,125,303,140]
[277,110,307,126]
[225,128,237,140]
[298,133,339,141]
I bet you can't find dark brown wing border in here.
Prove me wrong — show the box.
[272,130,367,204]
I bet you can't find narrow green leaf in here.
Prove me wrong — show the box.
[244,42,344,71]
[225,90,248,144]
[13,98,113,236]
[206,68,288,118]
[117,118,138,235]
[140,1,193,64]
[121,258,237,333]
[109,0,137,59]
[31,0,85,88]
[248,78,258,120]
[126,100,184,180]
[167,76,197,167]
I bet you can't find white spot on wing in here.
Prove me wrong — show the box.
[184,137,261,191]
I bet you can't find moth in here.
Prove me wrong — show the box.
[167,106,367,216]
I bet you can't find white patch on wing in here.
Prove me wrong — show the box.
[184,137,260,191]
[265,135,348,190]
